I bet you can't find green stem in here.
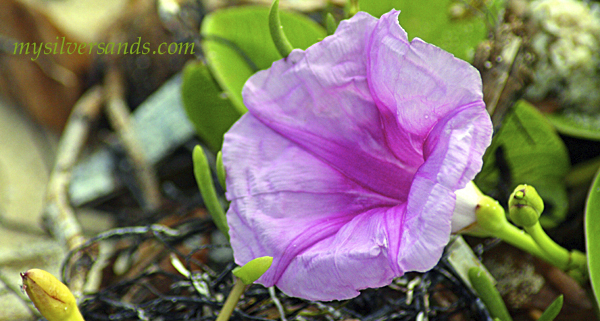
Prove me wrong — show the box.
[269,0,294,58]
[493,223,555,265]
[525,223,586,271]
[216,278,247,321]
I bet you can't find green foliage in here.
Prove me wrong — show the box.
[193,145,229,239]
[182,62,240,152]
[269,0,294,58]
[537,295,563,321]
[475,101,571,228]
[468,266,513,321]
[545,111,600,141]
[216,150,226,190]
[586,169,600,309]
[358,0,503,61]
[201,6,326,113]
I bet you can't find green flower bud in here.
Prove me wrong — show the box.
[232,256,273,285]
[509,184,544,228]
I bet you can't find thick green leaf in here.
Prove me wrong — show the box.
[182,61,240,152]
[359,0,503,61]
[545,110,600,141]
[586,168,600,309]
[475,100,571,228]
[201,6,327,112]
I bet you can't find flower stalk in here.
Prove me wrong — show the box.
[215,278,247,321]
[464,184,587,276]
[465,195,554,263]
[216,257,273,321]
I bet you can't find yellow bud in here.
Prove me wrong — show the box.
[21,269,84,321]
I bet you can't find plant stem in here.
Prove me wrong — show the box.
[494,223,554,264]
[525,223,587,272]
[216,278,247,321]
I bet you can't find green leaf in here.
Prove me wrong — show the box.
[537,295,563,321]
[586,168,600,310]
[475,100,571,228]
[468,266,513,321]
[182,62,240,152]
[359,0,503,62]
[232,256,273,285]
[193,145,229,239]
[545,110,600,141]
[201,6,327,113]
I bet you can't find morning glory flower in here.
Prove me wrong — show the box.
[222,10,493,301]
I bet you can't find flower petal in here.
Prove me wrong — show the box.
[242,12,415,201]
[223,9,493,301]
[224,114,400,298]
[398,105,492,271]
[366,11,486,168]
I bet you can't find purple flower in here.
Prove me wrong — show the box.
[222,10,493,301]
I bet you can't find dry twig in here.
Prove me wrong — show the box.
[104,67,162,211]
[42,86,104,251]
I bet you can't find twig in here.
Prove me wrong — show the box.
[269,287,287,321]
[42,85,104,251]
[104,67,162,211]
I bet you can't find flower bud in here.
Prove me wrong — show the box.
[508,184,544,228]
[232,256,273,285]
[21,269,83,321]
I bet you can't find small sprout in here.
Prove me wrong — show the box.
[468,266,513,321]
[216,150,226,191]
[21,269,84,321]
[193,145,229,239]
[216,257,273,321]
[232,256,273,285]
[269,0,294,58]
[537,295,563,321]
[325,13,338,36]
[509,184,544,228]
